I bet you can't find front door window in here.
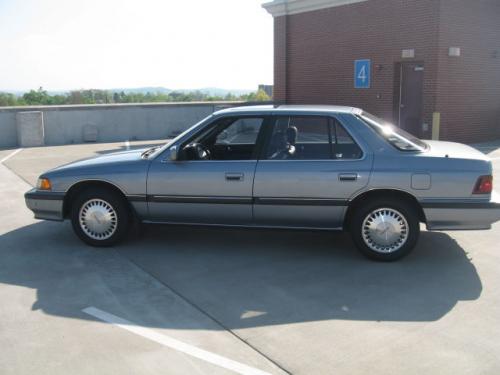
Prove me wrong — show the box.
[182,117,264,161]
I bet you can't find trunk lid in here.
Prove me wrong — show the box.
[424,140,489,161]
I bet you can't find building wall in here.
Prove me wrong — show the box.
[274,0,441,138]
[274,15,288,103]
[272,0,500,142]
[435,0,500,142]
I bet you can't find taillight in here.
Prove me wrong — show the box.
[472,175,493,194]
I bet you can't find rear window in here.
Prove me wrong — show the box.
[359,111,428,152]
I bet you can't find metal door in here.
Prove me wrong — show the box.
[396,62,424,137]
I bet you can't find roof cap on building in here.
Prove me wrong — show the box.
[262,0,369,17]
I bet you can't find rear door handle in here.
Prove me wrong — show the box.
[339,173,358,181]
[225,172,244,181]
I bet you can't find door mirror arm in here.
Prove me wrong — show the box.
[161,145,179,163]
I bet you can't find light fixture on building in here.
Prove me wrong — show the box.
[402,49,415,58]
[449,47,461,57]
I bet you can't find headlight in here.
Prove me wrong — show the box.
[36,177,52,190]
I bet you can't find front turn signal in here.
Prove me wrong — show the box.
[36,178,52,191]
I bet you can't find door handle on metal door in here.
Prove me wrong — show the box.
[225,172,244,181]
[339,173,358,181]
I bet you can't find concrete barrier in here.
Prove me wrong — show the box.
[0,112,18,148]
[0,101,256,148]
[16,111,44,147]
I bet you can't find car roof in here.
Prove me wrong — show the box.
[213,104,362,116]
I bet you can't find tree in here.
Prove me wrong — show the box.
[0,88,273,107]
[242,89,271,102]
[0,93,18,106]
[22,87,52,105]
[254,88,271,101]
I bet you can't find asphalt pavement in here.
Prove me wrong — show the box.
[1,140,499,375]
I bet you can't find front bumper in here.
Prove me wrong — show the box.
[422,191,500,230]
[25,189,65,221]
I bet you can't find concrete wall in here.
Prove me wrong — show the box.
[16,111,44,147]
[0,102,248,148]
[0,111,18,148]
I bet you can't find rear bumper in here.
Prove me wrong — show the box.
[25,189,65,221]
[422,192,500,230]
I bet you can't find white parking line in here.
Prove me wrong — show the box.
[125,140,130,150]
[0,148,23,163]
[82,307,272,375]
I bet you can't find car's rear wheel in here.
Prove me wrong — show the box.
[350,198,420,261]
[70,188,129,247]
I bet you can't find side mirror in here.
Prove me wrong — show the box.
[218,130,228,140]
[162,145,178,162]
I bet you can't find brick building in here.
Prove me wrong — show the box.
[263,0,500,142]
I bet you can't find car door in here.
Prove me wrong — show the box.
[147,115,268,225]
[253,115,372,228]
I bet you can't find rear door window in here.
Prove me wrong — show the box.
[333,122,363,159]
[264,116,363,160]
[265,116,332,160]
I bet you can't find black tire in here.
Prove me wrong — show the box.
[70,188,130,247]
[350,198,420,261]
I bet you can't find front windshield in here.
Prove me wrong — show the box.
[145,115,214,159]
[359,111,428,152]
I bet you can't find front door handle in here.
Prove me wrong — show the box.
[339,173,358,181]
[225,172,244,181]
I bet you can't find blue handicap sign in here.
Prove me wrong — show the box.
[354,59,371,89]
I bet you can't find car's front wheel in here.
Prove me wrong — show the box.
[70,188,130,247]
[350,199,420,261]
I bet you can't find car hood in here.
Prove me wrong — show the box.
[424,140,489,161]
[49,148,148,172]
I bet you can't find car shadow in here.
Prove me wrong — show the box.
[0,221,482,330]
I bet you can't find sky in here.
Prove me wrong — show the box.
[0,0,273,92]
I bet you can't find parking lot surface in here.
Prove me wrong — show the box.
[1,140,500,374]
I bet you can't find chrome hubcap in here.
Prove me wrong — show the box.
[362,208,409,253]
[79,199,117,240]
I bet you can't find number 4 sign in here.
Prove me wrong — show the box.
[354,59,371,89]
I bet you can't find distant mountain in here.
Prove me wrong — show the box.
[0,90,24,97]
[5,86,256,97]
[107,87,172,94]
[111,87,254,96]
[177,87,254,96]
[38,86,255,96]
